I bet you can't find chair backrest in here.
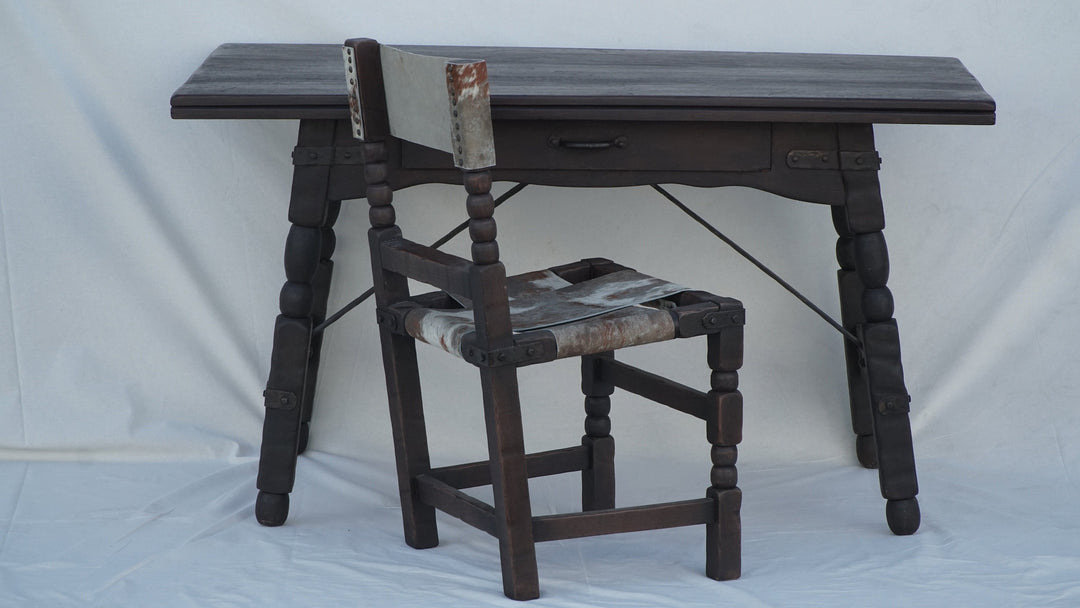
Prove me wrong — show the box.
[342,38,511,357]
[343,39,495,170]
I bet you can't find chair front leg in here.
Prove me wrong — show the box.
[480,365,540,600]
[705,327,743,581]
[581,352,616,511]
[466,170,540,600]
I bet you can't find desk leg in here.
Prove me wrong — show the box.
[301,213,339,454]
[256,119,340,526]
[833,125,920,535]
[834,217,877,469]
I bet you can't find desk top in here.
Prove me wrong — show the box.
[171,43,995,125]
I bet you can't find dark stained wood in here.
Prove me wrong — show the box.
[257,315,309,492]
[209,35,983,597]
[532,499,714,542]
[255,118,341,527]
[705,488,742,580]
[379,238,472,298]
[321,122,849,206]
[833,194,877,469]
[403,121,773,173]
[581,435,615,511]
[172,43,995,124]
[597,358,709,420]
[464,194,541,599]
[827,124,920,533]
[299,202,340,454]
[706,392,743,447]
[478,363,540,600]
[358,90,748,595]
[286,119,336,226]
[707,327,745,373]
[427,445,590,489]
[860,320,919,500]
[367,156,440,549]
[835,124,887,232]
[705,311,743,580]
[836,264,878,468]
[581,352,616,511]
[416,474,497,537]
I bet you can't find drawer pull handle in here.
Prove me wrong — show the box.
[548,135,628,150]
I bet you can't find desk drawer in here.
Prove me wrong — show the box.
[400,121,772,173]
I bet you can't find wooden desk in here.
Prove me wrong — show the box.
[172,43,994,534]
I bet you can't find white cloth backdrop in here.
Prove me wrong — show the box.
[2,1,1079,605]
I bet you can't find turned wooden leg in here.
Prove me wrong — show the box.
[297,204,340,455]
[581,352,616,511]
[366,139,439,549]
[466,171,539,600]
[834,124,920,535]
[705,326,743,580]
[256,119,339,526]
[834,209,878,469]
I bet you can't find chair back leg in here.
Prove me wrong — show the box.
[367,140,439,549]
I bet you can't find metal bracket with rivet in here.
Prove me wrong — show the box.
[263,389,299,411]
[374,304,417,335]
[786,149,882,171]
[291,146,367,166]
[876,394,912,415]
[459,333,555,368]
[701,310,745,331]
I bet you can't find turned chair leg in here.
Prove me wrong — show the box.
[464,170,540,600]
[366,138,440,549]
[581,352,616,511]
[705,327,743,580]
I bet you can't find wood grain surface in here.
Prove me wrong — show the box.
[172,43,995,124]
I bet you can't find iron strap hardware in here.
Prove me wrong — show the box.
[876,394,912,415]
[263,389,298,410]
[291,146,366,166]
[651,184,863,351]
[374,305,413,335]
[460,334,552,368]
[786,150,882,171]
[702,310,745,330]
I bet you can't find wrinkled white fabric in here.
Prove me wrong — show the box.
[1,1,1079,606]
[2,456,1079,607]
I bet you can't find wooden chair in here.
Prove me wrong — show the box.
[341,38,746,600]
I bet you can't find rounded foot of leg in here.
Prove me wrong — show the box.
[856,434,878,469]
[256,491,290,527]
[297,421,310,455]
[886,497,920,535]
